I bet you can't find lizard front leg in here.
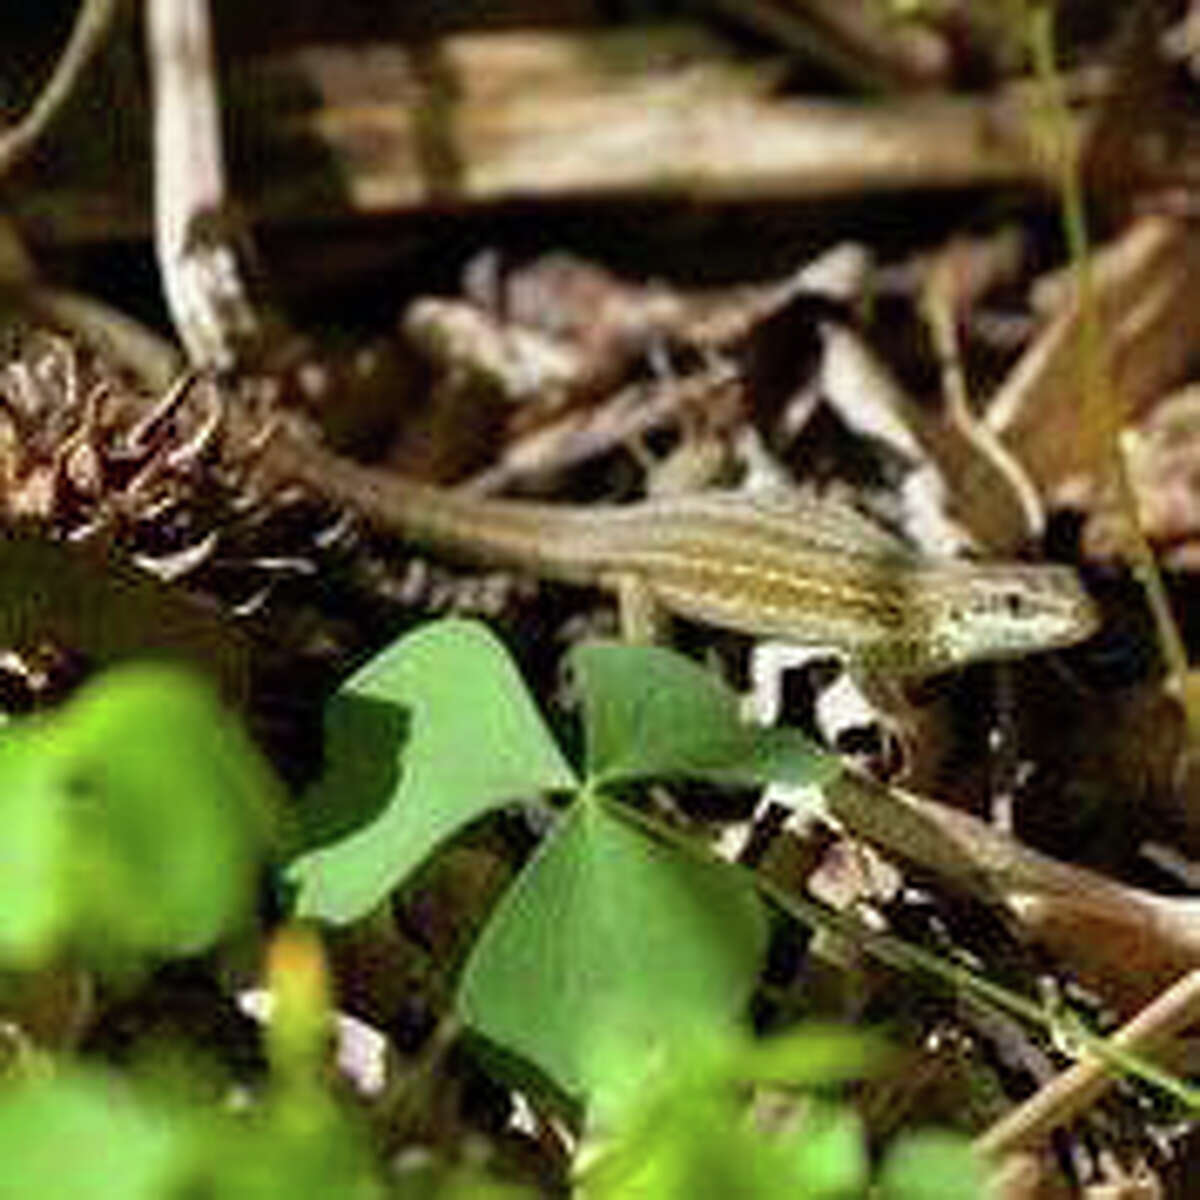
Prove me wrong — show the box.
[610,571,673,644]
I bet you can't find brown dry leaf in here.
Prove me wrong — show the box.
[824,770,1200,1017]
[403,297,584,409]
[803,235,1043,556]
[1081,383,1200,566]
[1010,889,1200,1018]
[982,216,1200,508]
[810,317,985,557]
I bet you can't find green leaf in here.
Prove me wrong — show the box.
[571,642,835,789]
[61,665,278,958]
[456,795,766,1107]
[877,1130,986,1200]
[582,1090,802,1200]
[189,1094,384,1199]
[779,1098,868,1198]
[0,1071,182,1199]
[0,1067,386,1200]
[731,1024,891,1089]
[289,620,578,924]
[581,1045,868,1200]
[0,727,71,960]
[392,1161,538,1199]
[0,665,278,969]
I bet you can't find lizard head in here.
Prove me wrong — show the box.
[917,564,1100,671]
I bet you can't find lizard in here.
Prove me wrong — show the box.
[252,411,1100,676]
[133,0,1100,677]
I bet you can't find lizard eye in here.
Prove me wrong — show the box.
[1002,590,1026,617]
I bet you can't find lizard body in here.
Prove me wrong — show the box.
[259,418,1099,674]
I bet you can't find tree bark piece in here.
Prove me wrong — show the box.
[12,26,1063,245]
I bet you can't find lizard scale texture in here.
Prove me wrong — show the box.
[258,418,1099,674]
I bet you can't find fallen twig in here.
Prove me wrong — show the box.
[975,969,1200,1159]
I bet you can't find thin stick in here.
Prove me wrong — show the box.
[0,0,120,176]
[975,970,1200,1160]
[146,0,262,369]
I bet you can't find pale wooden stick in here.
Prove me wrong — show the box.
[145,0,261,369]
[16,27,1081,245]
[975,969,1200,1160]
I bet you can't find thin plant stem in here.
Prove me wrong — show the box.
[604,791,1200,1111]
[1027,8,1195,731]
